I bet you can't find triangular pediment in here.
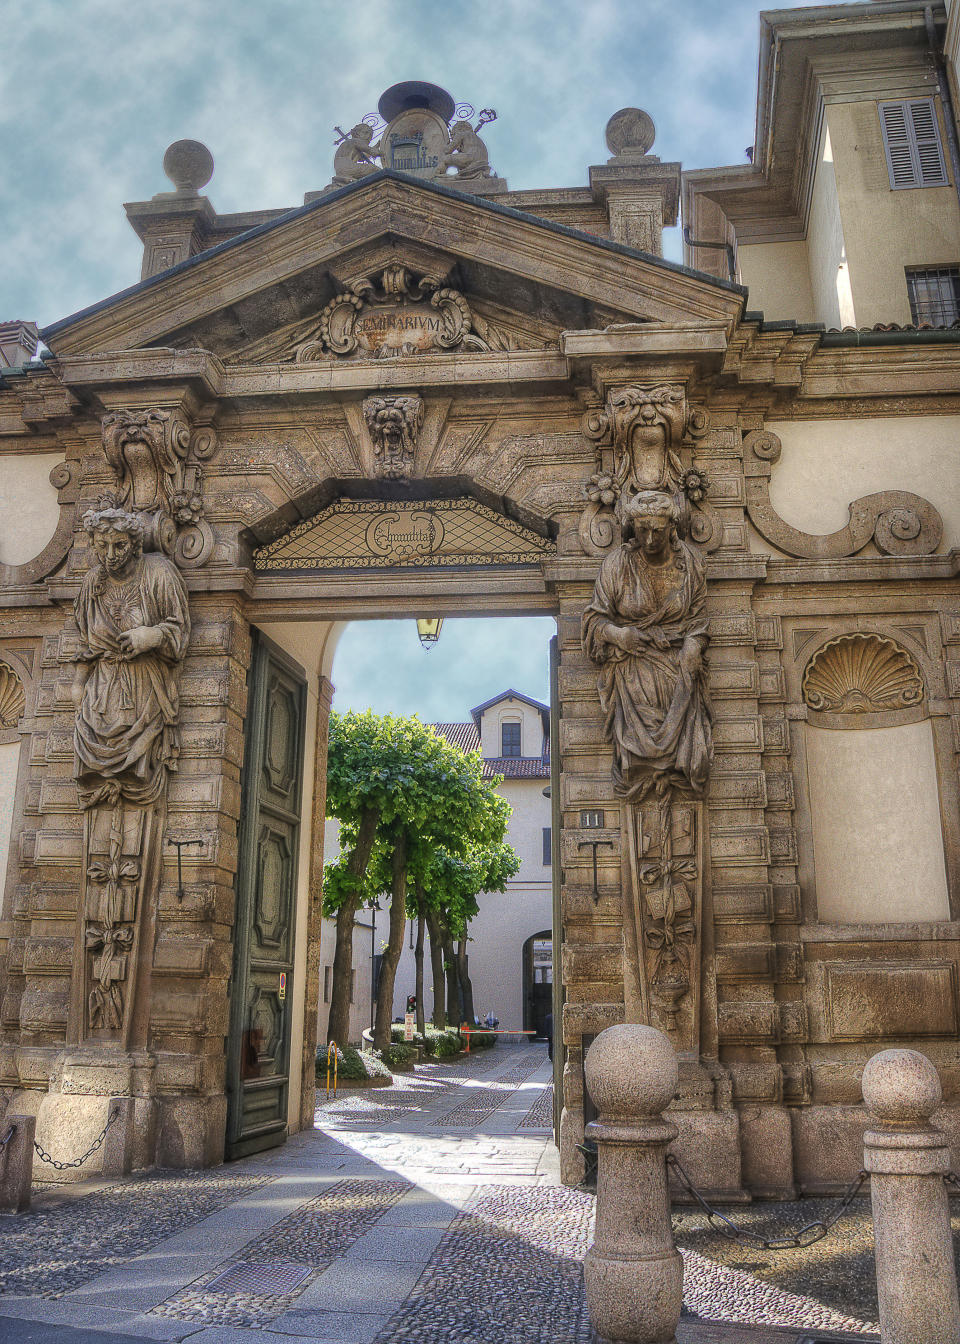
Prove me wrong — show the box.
[253,495,556,571]
[42,172,744,362]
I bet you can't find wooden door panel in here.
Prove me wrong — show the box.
[226,633,306,1160]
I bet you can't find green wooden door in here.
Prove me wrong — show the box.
[226,632,306,1160]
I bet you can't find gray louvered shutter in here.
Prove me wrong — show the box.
[908,100,948,186]
[880,99,948,189]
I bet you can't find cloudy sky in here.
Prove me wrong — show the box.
[3,0,816,721]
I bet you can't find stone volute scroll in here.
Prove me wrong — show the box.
[69,504,190,1039]
[582,489,712,1049]
[100,408,219,568]
[743,429,943,558]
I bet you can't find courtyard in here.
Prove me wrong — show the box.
[5,1041,953,1343]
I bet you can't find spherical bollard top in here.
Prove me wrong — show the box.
[585,1024,677,1119]
[862,1048,942,1125]
[163,140,214,194]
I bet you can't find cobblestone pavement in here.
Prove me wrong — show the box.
[0,1040,902,1343]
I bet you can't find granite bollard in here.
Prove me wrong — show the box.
[583,1024,682,1344]
[862,1047,960,1344]
[0,1115,35,1214]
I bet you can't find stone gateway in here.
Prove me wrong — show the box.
[1,29,959,1196]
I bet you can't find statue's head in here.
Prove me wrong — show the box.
[450,120,472,136]
[351,123,374,143]
[621,490,679,560]
[83,505,144,577]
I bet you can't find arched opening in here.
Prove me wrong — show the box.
[522,929,553,1039]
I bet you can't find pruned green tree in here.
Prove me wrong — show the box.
[322,709,518,1051]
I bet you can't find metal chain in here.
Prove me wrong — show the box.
[667,1152,868,1251]
[33,1105,120,1171]
[945,1170,960,1194]
[0,1125,14,1149]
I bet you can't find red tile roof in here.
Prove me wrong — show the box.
[430,722,550,780]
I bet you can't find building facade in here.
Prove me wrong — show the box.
[0,3,958,1194]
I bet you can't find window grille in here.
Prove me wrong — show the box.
[501,720,521,757]
[905,266,960,326]
[879,99,948,188]
[542,827,551,866]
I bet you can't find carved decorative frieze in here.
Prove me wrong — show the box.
[0,661,25,727]
[100,408,219,567]
[802,634,924,714]
[743,430,943,558]
[66,504,190,1039]
[363,395,424,479]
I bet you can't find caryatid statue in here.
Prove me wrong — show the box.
[582,489,712,1039]
[73,506,190,809]
[582,490,712,802]
[71,503,190,1034]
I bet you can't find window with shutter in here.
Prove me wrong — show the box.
[879,99,948,189]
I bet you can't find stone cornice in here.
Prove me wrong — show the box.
[41,174,744,359]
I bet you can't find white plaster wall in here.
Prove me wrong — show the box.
[762,416,960,551]
[0,742,20,913]
[0,453,63,566]
[829,99,960,328]
[805,719,949,923]
[737,241,816,324]
[478,696,545,758]
[807,125,848,330]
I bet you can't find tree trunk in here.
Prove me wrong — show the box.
[443,931,461,1027]
[456,937,475,1026]
[426,907,446,1029]
[414,898,426,1037]
[373,831,408,1052]
[327,805,379,1047]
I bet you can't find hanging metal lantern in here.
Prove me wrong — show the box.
[416,617,443,649]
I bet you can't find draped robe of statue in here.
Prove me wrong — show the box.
[74,551,190,811]
[582,535,712,800]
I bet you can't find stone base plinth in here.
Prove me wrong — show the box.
[31,1049,157,1183]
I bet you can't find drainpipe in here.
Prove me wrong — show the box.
[925,6,960,214]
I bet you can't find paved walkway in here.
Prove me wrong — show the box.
[0,1043,880,1344]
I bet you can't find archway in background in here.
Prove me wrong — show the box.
[522,929,553,1039]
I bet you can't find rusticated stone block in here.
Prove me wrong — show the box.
[562,1001,625,1044]
[717,999,779,1043]
[561,943,623,983]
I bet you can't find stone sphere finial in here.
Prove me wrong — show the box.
[605,107,656,159]
[585,1024,677,1119]
[162,139,214,194]
[862,1048,943,1125]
